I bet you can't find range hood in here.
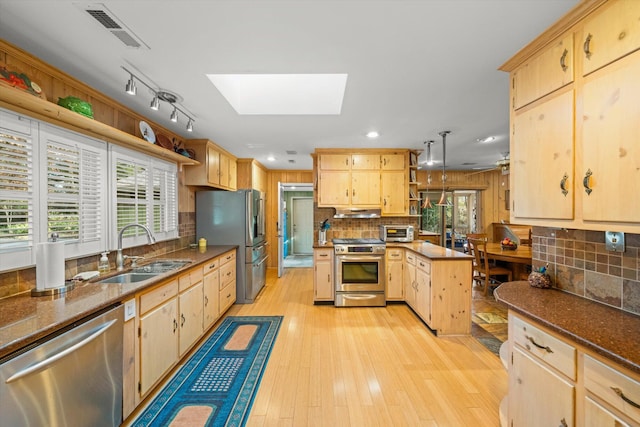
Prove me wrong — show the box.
[333,208,381,219]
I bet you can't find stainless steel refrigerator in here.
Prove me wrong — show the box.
[196,189,267,304]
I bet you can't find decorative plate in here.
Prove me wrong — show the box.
[139,121,155,143]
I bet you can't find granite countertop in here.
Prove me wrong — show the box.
[313,240,472,260]
[0,245,237,360]
[495,281,640,375]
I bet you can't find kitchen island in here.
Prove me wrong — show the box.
[0,245,237,360]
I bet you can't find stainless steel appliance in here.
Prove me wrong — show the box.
[196,189,267,303]
[0,304,124,427]
[333,238,386,307]
[380,225,414,242]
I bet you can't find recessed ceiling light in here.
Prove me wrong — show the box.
[366,131,379,138]
[476,136,496,143]
[206,74,348,115]
[267,156,276,162]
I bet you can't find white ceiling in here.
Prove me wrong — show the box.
[0,0,578,170]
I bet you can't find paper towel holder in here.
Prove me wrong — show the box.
[31,233,76,297]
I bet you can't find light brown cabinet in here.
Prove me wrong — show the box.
[219,251,237,313]
[237,159,267,192]
[203,258,220,329]
[503,0,640,233]
[403,251,417,308]
[414,256,431,325]
[381,171,407,216]
[313,248,334,302]
[184,139,237,190]
[385,248,404,300]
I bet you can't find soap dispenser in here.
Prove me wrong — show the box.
[98,252,110,273]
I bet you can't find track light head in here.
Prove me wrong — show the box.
[125,75,136,95]
[170,107,178,122]
[186,119,193,132]
[150,96,160,111]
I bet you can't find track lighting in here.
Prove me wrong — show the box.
[150,95,160,111]
[125,74,137,95]
[121,66,195,133]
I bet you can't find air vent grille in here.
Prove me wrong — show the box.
[81,3,149,49]
[286,150,297,155]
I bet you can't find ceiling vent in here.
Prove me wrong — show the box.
[286,150,297,155]
[79,3,149,49]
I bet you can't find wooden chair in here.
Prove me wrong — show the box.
[467,237,513,296]
[464,233,486,254]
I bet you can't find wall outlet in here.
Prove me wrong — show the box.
[124,299,136,321]
[605,231,625,252]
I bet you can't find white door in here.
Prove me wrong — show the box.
[292,198,313,254]
[277,183,285,277]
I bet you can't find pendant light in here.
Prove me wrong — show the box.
[422,171,434,209]
[436,131,451,206]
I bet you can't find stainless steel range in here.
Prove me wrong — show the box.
[333,238,386,307]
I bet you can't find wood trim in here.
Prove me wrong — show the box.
[499,0,607,72]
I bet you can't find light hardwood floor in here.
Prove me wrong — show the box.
[223,267,508,426]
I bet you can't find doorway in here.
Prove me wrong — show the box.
[277,183,313,276]
[419,190,479,251]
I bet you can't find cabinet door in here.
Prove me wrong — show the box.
[513,33,574,109]
[351,171,380,206]
[203,270,220,329]
[510,347,575,427]
[381,171,407,215]
[206,144,220,185]
[228,158,237,190]
[415,260,431,325]
[581,52,640,223]
[584,397,631,427]
[314,249,334,301]
[404,260,416,308]
[139,298,178,396]
[512,90,574,220]
[351,154,380,170]
[581,0,640,76]
[386,250,404,300]
[179,282,204,356]
[381,153,406,170]
[318,171,350,206]
[319,154,350,170]
[219,152,230,188]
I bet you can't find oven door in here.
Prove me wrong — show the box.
[335,254,385,293]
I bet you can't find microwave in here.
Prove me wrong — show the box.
[380,225,414,242]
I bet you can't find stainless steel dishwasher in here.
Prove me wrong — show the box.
[1,304,124,427]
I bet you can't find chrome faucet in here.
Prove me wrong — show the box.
[116,223,156,271]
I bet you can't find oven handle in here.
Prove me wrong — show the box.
[340,294,380,301]
[336,254,384,262]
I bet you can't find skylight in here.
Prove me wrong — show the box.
[206,74,348,115]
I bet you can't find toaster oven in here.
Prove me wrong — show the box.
[379,225,414,242]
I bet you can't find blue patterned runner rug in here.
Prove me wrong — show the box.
[131,316,282,427]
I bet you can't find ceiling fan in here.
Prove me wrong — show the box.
[467,152,510,175]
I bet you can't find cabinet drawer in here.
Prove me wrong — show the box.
[416,256,430,273]
[584,355,640,424]
[219,281,236,313]
[405,251,416,265]
[220,262,236,289]
[220,250,236,265]
[203,257,220,273]
[386,248,403,260]
[178,267,204,292]
[511,314,576,380]
[139,279,178,314]
[314,248,333,261]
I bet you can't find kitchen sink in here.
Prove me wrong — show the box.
[98,272,158,284]
[131,260,191,274]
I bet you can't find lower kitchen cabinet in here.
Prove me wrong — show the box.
[178,280,204,356]
[313,248,334,302]
[203,258,221,329]
[403,251,417,308]
[219,251,237,313]
[385,248,404,300]
[414,256,431,324]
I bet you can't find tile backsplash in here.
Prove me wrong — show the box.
[532,227,640,316]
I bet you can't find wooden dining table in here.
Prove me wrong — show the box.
[479,243,533,280]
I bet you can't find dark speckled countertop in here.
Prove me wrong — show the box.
[0,245,237,360]
[495,281,640,375]
[314,240,472,261]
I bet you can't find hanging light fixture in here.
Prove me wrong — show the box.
[426,140,434,166]
[436,131,451,206]
[422,171,434,209]
[121,66,195,131]
[125,73,137,95]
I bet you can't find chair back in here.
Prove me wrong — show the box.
[467,237,489,273]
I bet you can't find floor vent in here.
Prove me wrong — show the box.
[81,3,149,49]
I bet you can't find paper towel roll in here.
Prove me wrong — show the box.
[36,241,66,290]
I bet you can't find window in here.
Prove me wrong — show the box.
[110,145,178,249]
[40,125,107,258]
[419,190,479,250]
[0,111,37,270]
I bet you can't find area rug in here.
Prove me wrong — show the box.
[131,316,282,427]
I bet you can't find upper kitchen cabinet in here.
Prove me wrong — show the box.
[183,139,237,191]
[581,0,640,76]
[512,33,574,110]
[501,0,640,233]
[237,159,267,193]
[316,149,414,215]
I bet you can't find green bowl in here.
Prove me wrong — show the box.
[57,96,94,119]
